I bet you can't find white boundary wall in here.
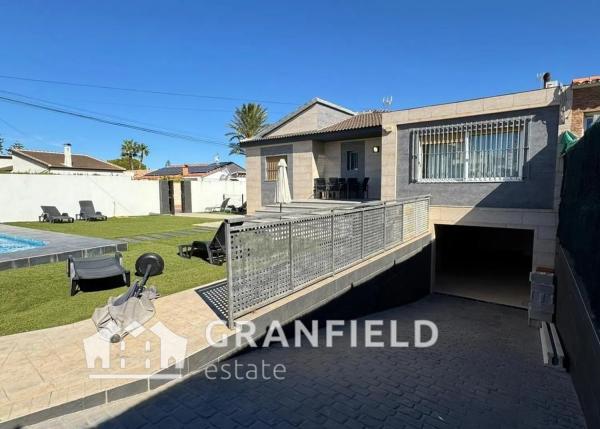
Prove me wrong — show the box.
[190,178,246,212]
[0,174,160,222]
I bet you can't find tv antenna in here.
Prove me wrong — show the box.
[382,96,393,109]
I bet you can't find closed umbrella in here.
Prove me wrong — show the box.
[275,158,292,212]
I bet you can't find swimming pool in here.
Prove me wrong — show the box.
[0,234,46,254]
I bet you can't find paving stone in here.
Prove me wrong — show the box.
[26,295,587,429]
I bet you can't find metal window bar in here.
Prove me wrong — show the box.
[225,196,430,326]
[413,117,529,182]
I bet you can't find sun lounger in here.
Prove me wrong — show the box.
[40,206,74,223]
[206,197,231,213]
[68,252,130,296]
[78,200,108,221]
[178,220,243,265]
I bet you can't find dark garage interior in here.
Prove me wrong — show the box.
[434,224,534,308]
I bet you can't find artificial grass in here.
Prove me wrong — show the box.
[9,215,213,239]
[0,231,225,336]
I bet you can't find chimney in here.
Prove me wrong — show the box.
[182,164,189,176]
[63,143,72,167]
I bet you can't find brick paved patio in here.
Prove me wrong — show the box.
[28,295,586,428]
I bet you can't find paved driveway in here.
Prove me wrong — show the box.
[29,295,585,429]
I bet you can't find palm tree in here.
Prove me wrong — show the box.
[226,103,268,155]
[121,139,138,170]
[10,141,24,151]
[0,135,4,154]
[136,143,149,167]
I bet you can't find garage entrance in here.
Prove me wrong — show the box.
[434,224,533,308]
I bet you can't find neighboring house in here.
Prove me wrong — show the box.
[241,76,600,309]
[9,144,125,175]
[0,155,12,172]
[143,162,245,180]
[570,75,600,137]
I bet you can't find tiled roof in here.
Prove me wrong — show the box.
[12,149,125,171]
[242,111,383,143]
[319,111,382,132]
[572,76,600,86]
[145,162,245,177]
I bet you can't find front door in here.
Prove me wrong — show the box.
[340,141,365,179]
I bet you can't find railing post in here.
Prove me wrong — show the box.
[360,208,365,259]
[330,210,335,275]
[383,202,387,250]
[225,220,235,329]
[289,221,294,290]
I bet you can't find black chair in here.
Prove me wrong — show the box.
[178,220,244,265]
[230,201,247,214]
[362,177,370,199]
[79,200,108,221]
[327,177,340,200]
[347,178,360,199]
[40,206,74,223]
[338,178,348,199]
[67,252,130,296]
[207,197,231,213]
[314,178,327,199]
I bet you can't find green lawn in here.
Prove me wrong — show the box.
[9,215,212,239]
[0,217,225,336]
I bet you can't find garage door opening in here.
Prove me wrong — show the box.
[434,224,533,308]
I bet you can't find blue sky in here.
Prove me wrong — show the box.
[0,0,597,169]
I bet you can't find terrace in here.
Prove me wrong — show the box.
[0,197,431,426]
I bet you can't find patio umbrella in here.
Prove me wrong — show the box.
[275,158,292,212]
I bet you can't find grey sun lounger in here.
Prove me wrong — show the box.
[178,220,243,265]
[206,197,231,213]
[68,252,130,296]
[40,206,74,223]
[78,200,108,221]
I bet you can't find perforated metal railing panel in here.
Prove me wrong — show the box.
[229,223,291,316]
[363,207,385,257]
[333,211,362,269]
[226,196,430,323]
[385,204,403,246]
[291,216,333,288]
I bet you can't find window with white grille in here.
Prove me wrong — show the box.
[411,117,529,182]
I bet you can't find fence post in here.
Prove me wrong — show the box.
[289,221,294,290]
[225,220,235,329]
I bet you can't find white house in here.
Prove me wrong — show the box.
[9,144,125,175]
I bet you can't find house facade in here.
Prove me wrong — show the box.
[242,78,599,307]
[9,144,125,175]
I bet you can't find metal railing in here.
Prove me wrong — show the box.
[224,195,430,327]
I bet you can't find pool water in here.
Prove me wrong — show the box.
[0,234,46,254]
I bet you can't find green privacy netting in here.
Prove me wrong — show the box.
[560,130,579,154]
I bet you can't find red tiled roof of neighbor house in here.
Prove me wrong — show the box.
[12,149,125,171]
[572,76,600,86]
[144,161,245,178]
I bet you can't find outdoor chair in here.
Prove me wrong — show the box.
[314,178,327,199]
[78,200,108,221]
[67,252,130,296]
[338,178,348,199]
[40,206,74,223]
[347,178,360,199]
[327,177,341,200]
[230,201,247,214]
[206,197,231,213]
[178,220,243,265]
[362,177,370,199]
